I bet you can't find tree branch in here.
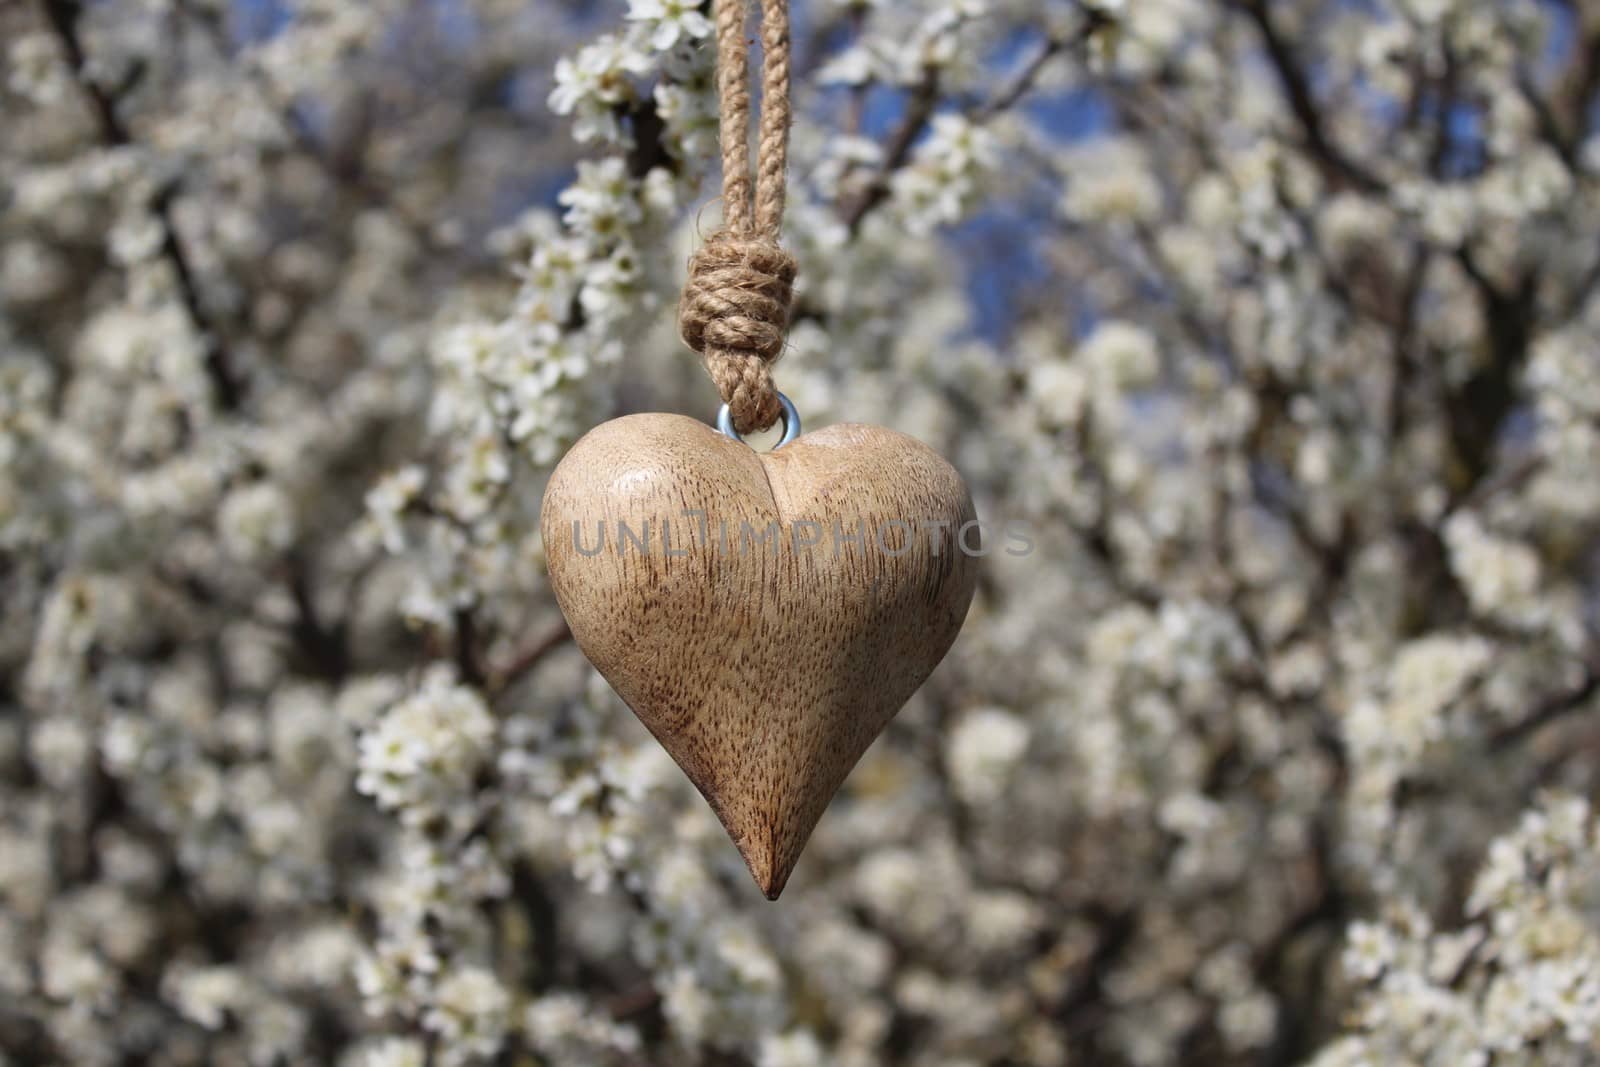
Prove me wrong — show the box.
[973,10,1111,124]
[973,36,1063,123]
[1493,668,1600,746]
[38,0,243,411]
[840,64,941,234]
[487,620,574,697]
[1232,0,1383,194]
[453,607,487,688]
[286,554,350,681]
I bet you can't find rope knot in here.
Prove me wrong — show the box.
[679,230,797,433]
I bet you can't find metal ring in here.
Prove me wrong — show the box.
[716,391,802,449]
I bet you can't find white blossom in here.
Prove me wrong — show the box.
[217,482,296,562]
[4,1,1599,1065]
[627,0,713,52]
[423,967,511,1064]
[355,672,496,827]
[946,707,1030,803]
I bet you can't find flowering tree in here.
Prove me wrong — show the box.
[4,0,1600,1064]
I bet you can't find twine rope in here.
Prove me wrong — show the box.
[678,0,796,434]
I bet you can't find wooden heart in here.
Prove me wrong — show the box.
[540,414,978,898]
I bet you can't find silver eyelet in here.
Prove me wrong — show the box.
[716,391,802,449]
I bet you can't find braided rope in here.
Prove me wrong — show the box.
[678,0,796,434]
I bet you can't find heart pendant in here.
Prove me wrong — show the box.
[540,413,978,898]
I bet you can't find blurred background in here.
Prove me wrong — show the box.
[4,0,1600,1065]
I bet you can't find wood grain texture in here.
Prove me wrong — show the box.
[541,414,978,898]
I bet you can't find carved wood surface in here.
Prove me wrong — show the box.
[542,414,979,897]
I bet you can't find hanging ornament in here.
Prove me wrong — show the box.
[540,0,978,898]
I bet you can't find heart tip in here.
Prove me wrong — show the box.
[740,847,794,901]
